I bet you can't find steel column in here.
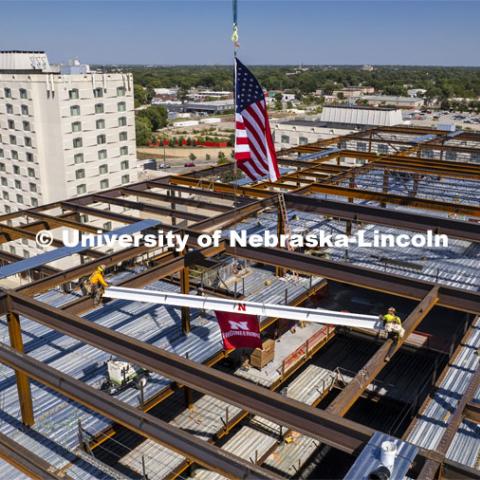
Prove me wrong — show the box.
[6,303,34,426]
[181,260,191,335]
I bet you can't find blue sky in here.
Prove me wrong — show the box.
[1,1,479,66]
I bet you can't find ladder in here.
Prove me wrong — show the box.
[277,193,298,280]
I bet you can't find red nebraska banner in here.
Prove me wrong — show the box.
[215,311,261,350]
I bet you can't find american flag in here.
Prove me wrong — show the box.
[234,58,280,182]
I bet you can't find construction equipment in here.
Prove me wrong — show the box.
[104,286,384,331]
[100,358,150,395]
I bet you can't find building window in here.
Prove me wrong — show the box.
[0,178,6,186]
[23,121,30,131]
[72,121,82,132]
[117,86,126,96]
[6,104,13,114]
[299,137,308,145]
[281,135,290,143]
[120,146,128,155]
[97,134,106,144]
[7,120,15,129]
[95,103,104,114]
[14,180,21,189]
[103,222,112,231]
[31,198,38,207]
[79,215,88,223]
[3,192,9,200]
[9,135,16,145]
[119,131,127,141]
[76,184,86,195]
[118,116,127,126]
[0,149,3,158]
[11,151,18,160]
[93,88,103,98]
[121,174,130,184]
[69,89,79,100]
[96,119,105,129]
[117,101,126,112]
[23,249,30,258]
[100,179,109,189]
[13,165,20,174]
[74,153,84,164]
[99,164,108,174]
[16,194,23,204]
[29,183,37,193]
[98,149,107,160]
[73,137,83,148]
[4,88,11,98]
[0,163,5,172]
[25,137,32,147]
[120,160,129,170]
[70,105,81,116]
[21,105,29,115]
[19,88,28,99]
[75,169,85,180]
[28,168,35,177]
[4,205,10,213]
[357,142,367,152]
[26,152,33,162]
[445,151,457,161]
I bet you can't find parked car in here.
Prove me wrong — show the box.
[158,163,171,169]
[184,162,195,167]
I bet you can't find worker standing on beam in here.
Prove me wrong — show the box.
[381,307,405,362]
[80,265,109,305]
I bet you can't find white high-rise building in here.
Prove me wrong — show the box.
[0,50,138,215]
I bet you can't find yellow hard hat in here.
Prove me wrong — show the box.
[97,264,106,273]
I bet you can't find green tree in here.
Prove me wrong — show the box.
[189,153,196,161]
[134,84,148,108]
[206,153,211,161]
[138,105,168,131]
[274,93,283,111]
[217,151,227,164]
[135,117,152,146]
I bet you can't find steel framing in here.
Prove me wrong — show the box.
[0,124,479,478]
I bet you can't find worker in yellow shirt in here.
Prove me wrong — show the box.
[382,307,405,362]
[87,265,108,305]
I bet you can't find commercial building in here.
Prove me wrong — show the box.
[155,98,234,115]
[273,105,403,150]
[0,51,138,216]
[362,95,425,109]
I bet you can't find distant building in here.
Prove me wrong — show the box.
[188,90,232,101]
[362,95,424,109]
[156,99,234,115]
[152,88,178,102]
[407,89,427,98]
[273,105,403,153]
[362,64,374,72]
[0,51,137,216]
[331,86,375,100]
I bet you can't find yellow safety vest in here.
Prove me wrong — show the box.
[383,313,401,325]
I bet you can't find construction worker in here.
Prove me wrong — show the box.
[88,264,108,305]
[381,307,405,362]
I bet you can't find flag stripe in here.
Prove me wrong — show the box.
[234,58,280,183]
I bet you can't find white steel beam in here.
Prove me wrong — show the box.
[105,286,382,330]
